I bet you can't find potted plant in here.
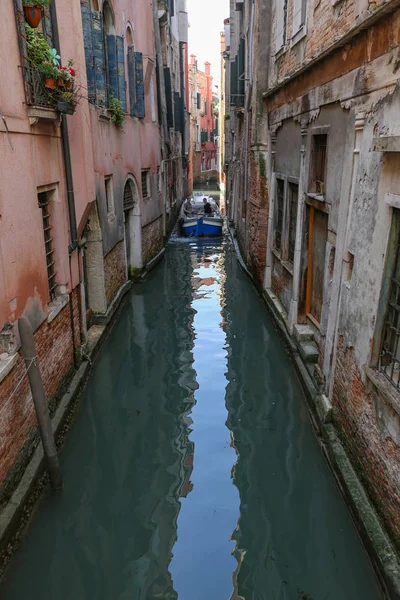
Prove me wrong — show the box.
[57,91,76,115]
[58,61,76,90]
[108,95,125,128]
[38,61,59,88]
[25,24,50,65]
[23,0,52,28]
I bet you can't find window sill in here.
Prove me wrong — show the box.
[27,106,59,126]
[366,367,400,418]
[291,26,307,48]
[275,45,288,60]
[98,112,111,123]
[0,352,19,385]
[272,247,282,261]
[281,260,294,275]
[306,192,325,202]
[47,294,69,324]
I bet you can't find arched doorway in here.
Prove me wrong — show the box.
[123,177,142,276]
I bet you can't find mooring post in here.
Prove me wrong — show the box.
[18,316,63,490]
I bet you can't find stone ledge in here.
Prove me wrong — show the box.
[47,295,69,324]
[0,353,19,385]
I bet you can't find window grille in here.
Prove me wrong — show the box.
[105,176,114,215]
[288,182,299,263]
[379,229,400,388]
[275,179,284,252]
[141,170,149,199]
[38,192,57,301]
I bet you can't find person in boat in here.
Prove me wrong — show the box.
[183,198,194,216]
[203,197,213,215]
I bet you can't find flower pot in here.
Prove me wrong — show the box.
[23,5,43,28]
[57,101,76,115]
[64,81,73,92]
[45,78,56,89]
[57,79,65,88]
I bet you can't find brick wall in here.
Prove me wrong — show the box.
[142,216,164,265]
[332,336,400,546]
[104,241,126,307]
[246,151,269,284]
[0,287,81,509]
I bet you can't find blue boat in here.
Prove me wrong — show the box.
[180,194,223,237]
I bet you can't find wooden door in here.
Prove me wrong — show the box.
[306,207,328,325]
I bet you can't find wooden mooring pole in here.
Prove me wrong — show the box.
[18,316,63,490]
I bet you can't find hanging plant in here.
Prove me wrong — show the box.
[108,95,126,127]
[23,0,52,28]
[25,24,50,66]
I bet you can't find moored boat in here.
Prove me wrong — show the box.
[179,193,223,237]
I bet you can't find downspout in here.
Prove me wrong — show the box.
[50,3,78,253]
[51,3,79,368]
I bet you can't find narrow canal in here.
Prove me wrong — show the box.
[2,236,383,599]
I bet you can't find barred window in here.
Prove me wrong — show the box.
[274,178,284,253]
[288,182,298,263]
[141,170,149,199]
[38,191,57,301]
[379,220,400,388]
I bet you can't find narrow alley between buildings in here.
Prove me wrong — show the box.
[1,236,383,599]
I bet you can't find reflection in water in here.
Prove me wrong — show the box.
[1,238,383,600]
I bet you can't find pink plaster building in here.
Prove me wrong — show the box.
[0,0,188,516]
[189,56,218,186]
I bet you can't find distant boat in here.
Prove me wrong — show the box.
[179,193,223,237]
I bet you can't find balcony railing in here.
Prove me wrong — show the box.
[229,94,245,109]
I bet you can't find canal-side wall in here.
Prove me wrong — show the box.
[142,217,164,266]
[104,242,126,308]
[0,287,80,511]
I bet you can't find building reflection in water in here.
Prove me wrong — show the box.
[124,241,197,599]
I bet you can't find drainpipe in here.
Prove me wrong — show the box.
[50,3,78,253]
[51,3,79,369]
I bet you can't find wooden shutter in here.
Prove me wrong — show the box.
[230,59,237,105]
[107,35,118,101]
[127,46,136,116]
[275,0,285,51]
[197,93,201,109]
[116,36,126,112]
[164,67,173,128]
[238,38,245,97]
[134,52,145,118]
[81,4,96,103]
[174,92,184,133]
[92,12,106,106]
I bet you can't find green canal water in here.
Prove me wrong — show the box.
[2,237,383,599]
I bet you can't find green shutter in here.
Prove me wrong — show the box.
[197,93,201,109]
[92,12,106,106]
[127,46,136,117]
[107,35,118,102]
[116,36,126,112]
[81,4,96,103]
[164,67,173,128]
[135,52,145,119]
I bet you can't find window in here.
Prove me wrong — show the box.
[105,176,115,215]
[273,177,299,264]
[197,93,201,110]
[379,215,400,388]
[292,0,307,36]
[204,100,208,116]
[274,178,285,252]
[275,0,288,52]
[141,170,149,199]
[38,191,57,301]
[311,134,327,195]
[288,182,299,263]
[197,125,200,143]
